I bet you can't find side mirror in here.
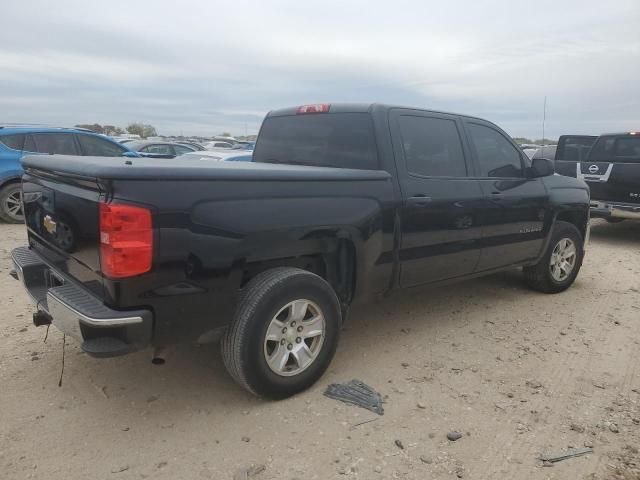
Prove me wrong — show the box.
[530,158,554,177]
[122,151,138,158]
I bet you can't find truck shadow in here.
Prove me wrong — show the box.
[55,267,536,420]
[589,219,640,247]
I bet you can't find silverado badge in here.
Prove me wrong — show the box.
[43,215,57,234]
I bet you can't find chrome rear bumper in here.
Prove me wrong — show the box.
[11,246,152,357]
[590,201,640,220]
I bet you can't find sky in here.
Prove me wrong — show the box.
[1,0,639,138]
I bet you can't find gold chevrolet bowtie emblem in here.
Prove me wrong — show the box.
[43,215,57,234]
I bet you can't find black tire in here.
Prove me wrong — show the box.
[221,267,341,399]
[0,183,23,223]
[606,217,625,224]
[523,221,584,293]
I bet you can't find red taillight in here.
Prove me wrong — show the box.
[296,104,330,114]
[99,203,153,279]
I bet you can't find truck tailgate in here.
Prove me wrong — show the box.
[21,170,105,299]
[579,161,640,203]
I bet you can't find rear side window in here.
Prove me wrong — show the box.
[0,134,25,150]
[589,136,640,161]
[467,124,523,177]
[32,133,79,155]
[614,137,640,158]
[398,116,467,177]
[254,113,378,170]
[77,134,125,156]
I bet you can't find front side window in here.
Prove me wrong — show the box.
[467,123,523,177]
[77,134,125,156]
[32,133,79,155]
[398,116,467,177]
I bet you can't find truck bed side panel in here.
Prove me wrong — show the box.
[107,175,396,345]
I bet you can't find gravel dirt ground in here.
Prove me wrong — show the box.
[1,219,639,480]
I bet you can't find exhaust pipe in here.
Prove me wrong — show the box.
[151,347,167,365]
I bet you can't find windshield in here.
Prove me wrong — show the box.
[253,113,378,170]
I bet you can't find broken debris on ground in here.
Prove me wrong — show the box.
[539,447,593,463]
[324,379,384,415]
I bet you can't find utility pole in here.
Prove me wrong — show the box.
[542,96,547,147]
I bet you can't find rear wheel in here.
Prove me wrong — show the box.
[221,267,341,398]
[523,221,584,293]
[0,183,23,223]
[606,217,625,224]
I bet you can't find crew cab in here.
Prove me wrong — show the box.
[555,132,640,221]
[11,103,590,398]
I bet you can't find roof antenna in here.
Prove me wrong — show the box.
[542,96,547,148]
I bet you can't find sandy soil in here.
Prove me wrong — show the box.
[1,219,639,480]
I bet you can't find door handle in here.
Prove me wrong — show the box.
[407,195,432,207]
[490,192,505,199]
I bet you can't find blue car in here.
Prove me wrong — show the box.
[0,127,137,223]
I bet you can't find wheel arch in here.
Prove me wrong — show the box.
[554,209,589,240]
[238,231,359,311]
[0,175,21,189]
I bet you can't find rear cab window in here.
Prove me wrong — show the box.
[254,112,378,170]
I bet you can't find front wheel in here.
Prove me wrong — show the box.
[523,221,584,293]
[0,183,23,223]
[221,267,341,398]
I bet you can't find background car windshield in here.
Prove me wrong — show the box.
[254,113,378,170]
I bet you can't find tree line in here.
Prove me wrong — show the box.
[512,137,557,145]
[75,122,158,138]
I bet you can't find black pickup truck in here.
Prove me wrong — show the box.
[11,103,590,398]
[555,132,640,221]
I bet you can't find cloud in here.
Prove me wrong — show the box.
[1,0,639,137]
